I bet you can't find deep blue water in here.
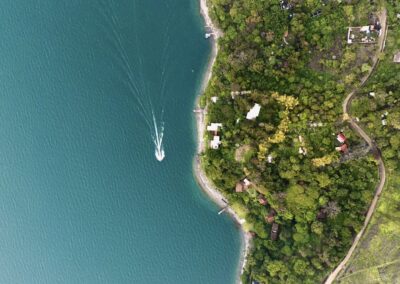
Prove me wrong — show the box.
[0,1,241,283]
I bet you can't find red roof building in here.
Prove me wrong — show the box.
[258,197,268,205]
[337,133,346,143]
[265,215,275,223]
[336,144,348,153]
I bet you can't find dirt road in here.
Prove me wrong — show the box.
[324,8,388,284]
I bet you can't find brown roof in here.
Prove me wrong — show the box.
[258,197,268,205]
[265,215,275,223]
[336,143,349,153]
[235,182,244,192]
[340,144,348,152]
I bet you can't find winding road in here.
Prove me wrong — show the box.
[324,8,388,284]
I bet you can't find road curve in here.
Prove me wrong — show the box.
[324,8,388,284]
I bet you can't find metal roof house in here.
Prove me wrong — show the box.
[210,136,221,149]
[271,223,279,240]
[207,123,222,132]
[394,51,400,63]
[246,104,261,120]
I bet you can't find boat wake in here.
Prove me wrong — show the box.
[152,111,165,162]
[100,0,173,162]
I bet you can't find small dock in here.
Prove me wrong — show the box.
[218,199,229,215]
[193,108,206,114]
[218,207,228,215]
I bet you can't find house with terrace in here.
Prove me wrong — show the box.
[207,123,222,149]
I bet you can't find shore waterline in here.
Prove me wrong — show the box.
[0,0,241,283]
[195,0,251,282]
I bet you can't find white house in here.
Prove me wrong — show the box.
[210,136,221,149]
[381,112,388,126]
[243,178,251,187]
[207,123,222,132]
[246,104,261,120]
[207,123,222,149]
[360,26,371,33]
[298,147,307,155]
[211,96,218,103]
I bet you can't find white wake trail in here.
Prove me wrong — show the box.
[152,111,165,162]
[101,0,168,162]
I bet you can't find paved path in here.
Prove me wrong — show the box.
[324,8,388,284]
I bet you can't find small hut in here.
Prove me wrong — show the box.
[394,51,400,63]
[335,144,348,153]
[265,215,275,224]
[235,178,252,193]
[337,132,346,143]
[271,223,279,241]
[235,182,245,193]
[265,209,276,223]
[258,196,268,205]
[298,147,307,155]
[374,21,381,33]
[243,178,251,187]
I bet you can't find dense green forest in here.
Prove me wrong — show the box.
[199,0,400,283]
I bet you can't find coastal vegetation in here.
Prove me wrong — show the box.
[199,0,399,282]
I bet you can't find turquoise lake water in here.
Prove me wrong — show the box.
[0,0,241,283]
